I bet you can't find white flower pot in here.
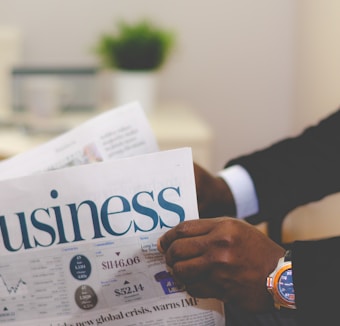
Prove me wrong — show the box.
[113,70,158,114]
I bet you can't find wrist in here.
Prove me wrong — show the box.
[216,177,236,216]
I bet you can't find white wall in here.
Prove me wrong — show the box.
[0,0,296,172]
[283,1,340,242]
[295,0,340,129]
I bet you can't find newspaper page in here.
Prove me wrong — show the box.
[0,101,159,181]
[0,147,225,325]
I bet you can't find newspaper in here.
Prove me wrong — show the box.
[0,102,159,181]
[0,102,225,325]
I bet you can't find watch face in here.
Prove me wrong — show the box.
[278,268,295,303]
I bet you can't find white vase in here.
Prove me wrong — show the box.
[113,70,158,114]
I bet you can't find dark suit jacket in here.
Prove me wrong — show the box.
[226,109,340,325]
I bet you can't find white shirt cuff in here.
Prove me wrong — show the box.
[218,165,259,219]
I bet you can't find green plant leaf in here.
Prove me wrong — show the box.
[94,19,175,70]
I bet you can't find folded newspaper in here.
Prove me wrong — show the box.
[0,102,225,325]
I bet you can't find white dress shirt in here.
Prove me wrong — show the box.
[218,165,259,218]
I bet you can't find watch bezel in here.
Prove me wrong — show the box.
[272,263,295,306]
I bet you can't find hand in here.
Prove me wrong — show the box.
[194,163,236,218]
[158,217,285,312]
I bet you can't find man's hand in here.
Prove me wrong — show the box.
[194,163,236,218]
[158,217,285,312]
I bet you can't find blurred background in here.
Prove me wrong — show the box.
[1,0,340,241]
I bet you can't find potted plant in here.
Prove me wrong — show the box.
[95,19,175,113]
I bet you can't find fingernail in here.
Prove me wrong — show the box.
[157,237,164,254]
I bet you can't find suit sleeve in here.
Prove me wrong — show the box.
[225,110,340,322]
[292,237,340,324]
[226,109,340,223]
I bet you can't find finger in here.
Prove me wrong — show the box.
[158,219,215,253]
[164,235,207,266]
[185,282,229,302]
[171,255,211,284]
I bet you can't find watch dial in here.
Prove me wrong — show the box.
[278,269,295,303]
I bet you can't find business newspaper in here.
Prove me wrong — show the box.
[0,103,225,325]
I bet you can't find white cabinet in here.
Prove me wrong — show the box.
[148,104,213,170]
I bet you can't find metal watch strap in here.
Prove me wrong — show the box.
[284,249,292,262]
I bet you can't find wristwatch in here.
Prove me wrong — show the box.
[266,250,296,310]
